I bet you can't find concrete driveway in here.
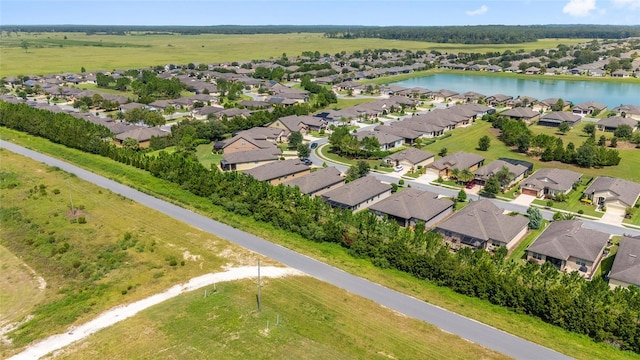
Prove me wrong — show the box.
[600,207,625,225]
[512,194,537,206]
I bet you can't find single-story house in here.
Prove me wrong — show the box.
[235,127,289,143]
[538,111,582,127]
[572,101,607,116]
[369,188,454,228]
[596,116,638,132]
[243,158,311,185]
[486,94,513,107]
[532,98,572,112]
[321,176,392,212]
[222,134,279,154]
[284,166,345,197]
[526,220,610,279]
[384,148,435,169]
[434,199,529,251]
[114,127,169,148]
[355,131,403,151]
[608,236,640,289]
[373,125,422,145]
[474,159,529,189]
[611,105,640,121]
[269,115,327,133]
[428,152,485,178]
[583,176,640,210]
[220,148,281,171]
[500,107,541,123]
[520,168,582,198]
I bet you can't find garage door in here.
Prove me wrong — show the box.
[522,188,538,196]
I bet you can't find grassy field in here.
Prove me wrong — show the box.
[54,276,508,360]
[3,128,639,359]
[1,32,590,77]
[0,149,256,358]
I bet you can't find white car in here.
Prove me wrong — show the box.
[394,165,403,172]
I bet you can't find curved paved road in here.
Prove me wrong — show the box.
[1,140,571,360]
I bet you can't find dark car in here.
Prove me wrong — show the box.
[310,142,318,149]
[465,180,476,189]
[301,158,313,166]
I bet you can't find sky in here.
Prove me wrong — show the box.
[1,0,640,26]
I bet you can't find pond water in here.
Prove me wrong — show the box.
[393,74,640,108]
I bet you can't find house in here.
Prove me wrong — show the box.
[583,176,640,210]
[532,98,572,112]
[611,70,630,78]
[355,131,403,151]
[610,105,640,121]
[114,127,169,148]
[269,115,327,133]
[486,94,513,107]
[474,159,529,189]
[373,125,422,145]
[220,148,281,171]
[192,105,224,120]
[235,127,289,143]
[572,101,607,116]
[428,152,485,178]
[538,111,582,127]
[434,199,529,251]
[321,176,392,212]
[596,116,638,132]
[243,158,311,185]
[431,89,459,103]
[384,148,435,169]
[284,166,345,196]
[608,236,640,289]
[526,220,610,279]
[520,168,581,198]
[222,133,278,154]
[369,189,454,228]
[500,107,541,123]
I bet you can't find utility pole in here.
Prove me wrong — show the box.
[68,180,76,215]
[257,259,262,312]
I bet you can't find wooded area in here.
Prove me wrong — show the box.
[2,101,640,354]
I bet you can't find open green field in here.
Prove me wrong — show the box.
[55,276,508,360]
[1,32,590,77]
[3,127,639,360]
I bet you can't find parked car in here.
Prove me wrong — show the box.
[465,180,476,189]
[300,158,312,166]
[310,142,318,149]
[394,165,403,172]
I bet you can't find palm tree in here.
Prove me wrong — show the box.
[449,168,461,182]
[495,166,514,190]
[459,169,475,184]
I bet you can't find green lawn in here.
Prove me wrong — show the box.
[75,83,136,99]
[531,177,603,218]
[323,97,378,111]
[3,127,640,360]
[196,143,223,169]
[508,223,548,261]
[0,32,590,77]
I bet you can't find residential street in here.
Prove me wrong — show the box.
[0,140,572,360]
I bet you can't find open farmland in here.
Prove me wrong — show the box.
[0,32,589,77]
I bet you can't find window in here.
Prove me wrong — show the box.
[532,252,543,260]
[576,259,586,266]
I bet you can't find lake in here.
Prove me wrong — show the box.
[392,74,640,109]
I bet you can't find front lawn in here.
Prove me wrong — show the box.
[531,177,603,218]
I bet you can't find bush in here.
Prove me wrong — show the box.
[398,179,405,185]
[546,200,554,207]
[77,216,86,224]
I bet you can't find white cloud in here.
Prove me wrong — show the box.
[563,0,597,16]
[466,5,488,16]
[611,0,640,9]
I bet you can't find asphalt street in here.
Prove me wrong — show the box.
[0,140,572,359]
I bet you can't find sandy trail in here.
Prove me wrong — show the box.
[8,266,303,360]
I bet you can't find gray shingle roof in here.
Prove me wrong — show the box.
[521,168,582,193]
[596,116,638,129]
[115,127,169,142]
[501,107,540,119]
[435,199,528,243]
[609,236,640,286]
[243,158,310,182]
[540,111,582,124]
[430,152,485,171]
[584,176,640,208]
[322,176,391,208]
[222,148,281,165]
[527,221,609,261]
[369,188,453,223]
[284,167,344,195]
[385,148,434,165]
[474,160,528,181]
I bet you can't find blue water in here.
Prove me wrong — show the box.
[393,74,640,109]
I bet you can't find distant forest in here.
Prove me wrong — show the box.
[2,24,640,44]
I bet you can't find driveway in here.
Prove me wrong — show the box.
[513,194,537,207]
[600,206,625,225]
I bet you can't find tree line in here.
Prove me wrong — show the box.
[1,101,640,354]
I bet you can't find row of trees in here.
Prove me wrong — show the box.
[328,126,384,158]
[2,101,640,353]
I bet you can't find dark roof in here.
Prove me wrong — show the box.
[369,188,453,223]
[244,158,310,182]
[527,221,609,261]
[284,167,344,195]
[521,168,582,192]
[501,107,540,119]
[609,236,640,286]
[497,158,534,173]
[322,176,391,208]
[222,149,281,165]
[540,111,582,124]
[435,199,528,243]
